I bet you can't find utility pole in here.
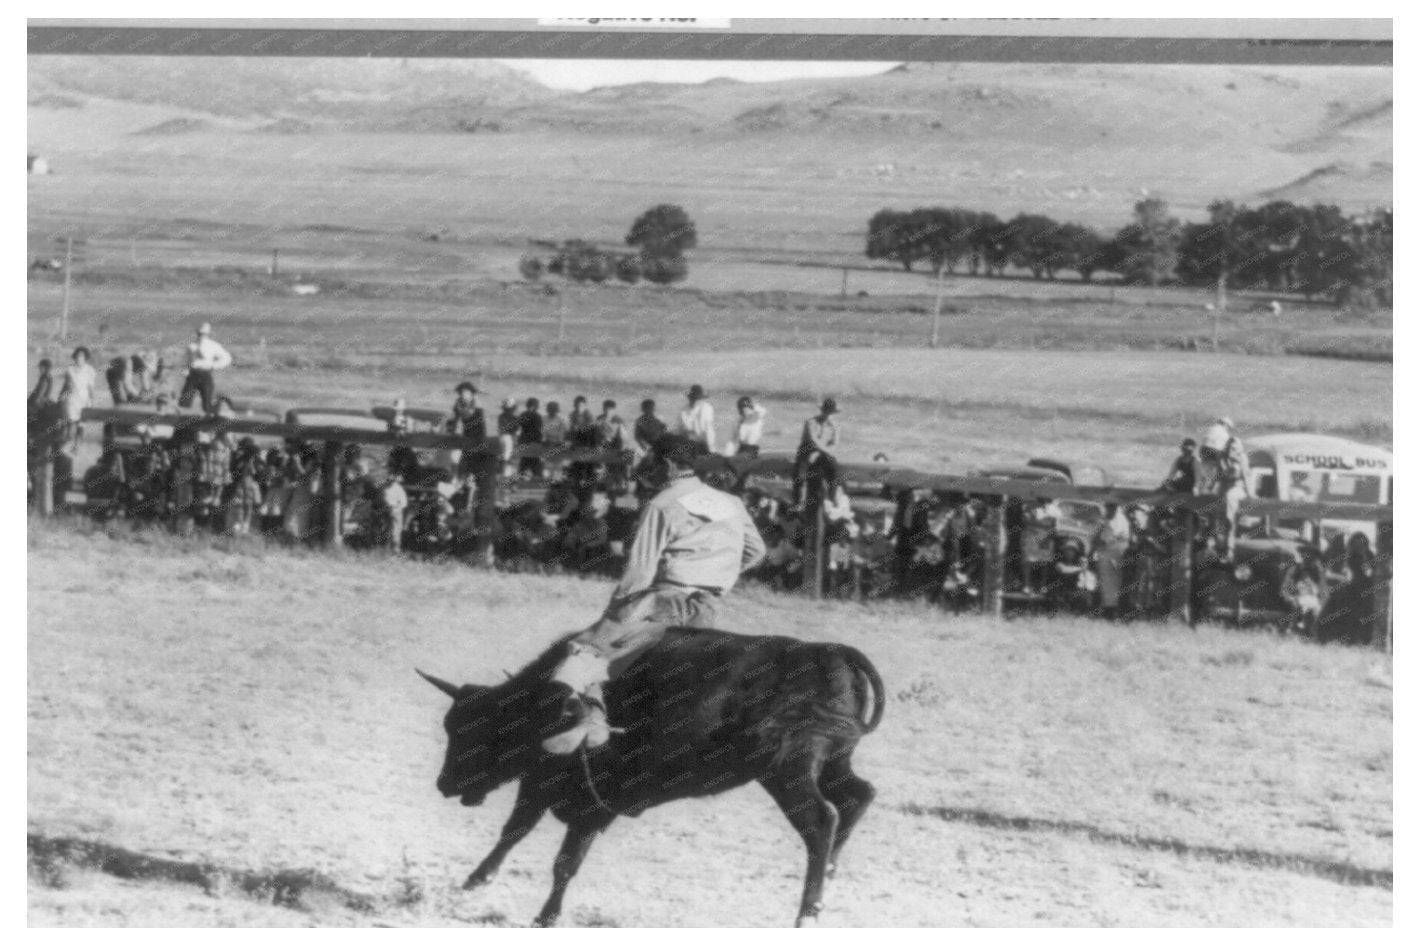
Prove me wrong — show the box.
[59,236,72,342]
[1213,270,1227,352]
[557,290,566,344]
[270,249,280,277]
[930,265,944,348]
[840,267,848,298]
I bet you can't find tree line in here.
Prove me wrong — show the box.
[866,199,1392,306]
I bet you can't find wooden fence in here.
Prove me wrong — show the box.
[39,407,1391,646]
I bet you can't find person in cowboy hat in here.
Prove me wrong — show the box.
[541,433,766,754]
[793,397,841,510]
[676,383,716,454]
[450,381,485,439]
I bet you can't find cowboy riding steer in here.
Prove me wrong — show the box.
[419,627,885,927]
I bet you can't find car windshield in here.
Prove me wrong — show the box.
[1056,501,1103,525]
[1286,470,1384,505]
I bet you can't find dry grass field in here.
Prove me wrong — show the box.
[27,521,1392,926]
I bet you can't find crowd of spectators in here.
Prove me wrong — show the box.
[27,333,1376,627]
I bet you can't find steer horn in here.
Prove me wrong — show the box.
[416,669,461,699]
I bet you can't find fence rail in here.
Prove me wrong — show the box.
[33,407,1390,648]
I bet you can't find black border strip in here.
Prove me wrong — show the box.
[27,26,1391,66]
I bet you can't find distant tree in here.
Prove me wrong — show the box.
[640,253,689,285]
[626,204,698,258]
[966,212,1002,276]
[614,255,643,284]
[1175,200,1274,305]
[1061,224,1107,281]
[978,217,1014,277]
[1110,197,1182,286]
[1247,200,1309,291]
[866,209,917,271]
[1002,214,1063,279]
[1295,204,1392,307]
[518,254,543,281]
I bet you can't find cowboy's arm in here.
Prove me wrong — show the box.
[611,504,671,601]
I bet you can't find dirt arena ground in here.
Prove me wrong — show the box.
[27,523,1392,926]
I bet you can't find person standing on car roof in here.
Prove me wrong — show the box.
[1199,417,1251,560]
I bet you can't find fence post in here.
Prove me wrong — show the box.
[472,449,499,568]
[801,499,825,600]
[60,236,72,342]
[1168,507,1196,626]
[982,500,1006,618]
[322,440,343,548]
[930,265,944,348]
[1373,517,1392,652]
[38,454,55,517]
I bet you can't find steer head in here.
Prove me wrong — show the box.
[418,668,556,807]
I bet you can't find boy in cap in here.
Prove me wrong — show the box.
[541,433,766,754]
[728,396,768,458]
[1160,438,1203,494]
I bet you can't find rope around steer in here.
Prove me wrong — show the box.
[578,744,619,815]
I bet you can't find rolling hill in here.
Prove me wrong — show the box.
[28,55,1391,231]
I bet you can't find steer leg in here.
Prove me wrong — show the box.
[465,784,547,889]
[818,752,876,879]
[532,816,611,927]
[762,746,840,927]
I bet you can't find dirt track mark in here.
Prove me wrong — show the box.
[27,833,378,913]
[896,804,1392,890]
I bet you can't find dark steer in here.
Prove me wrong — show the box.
[419,627,885,927]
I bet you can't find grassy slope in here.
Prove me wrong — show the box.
[28,522,1391,926]
[28,59,1391,225]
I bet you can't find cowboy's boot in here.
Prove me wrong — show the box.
[541,689,611,754]
[541,647,613,755]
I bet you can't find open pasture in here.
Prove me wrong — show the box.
[27,521,1392,926]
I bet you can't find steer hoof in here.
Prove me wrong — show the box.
[795,902,825,927]
[463,870,494,890]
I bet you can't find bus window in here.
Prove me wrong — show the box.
[1287,471,1322,502]
[1254,472,1277,499]
[1323,473,1381,505]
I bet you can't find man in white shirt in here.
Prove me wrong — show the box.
[676,383,716,453]
[179,322,233,414]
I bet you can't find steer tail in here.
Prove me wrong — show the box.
[840,645,885,734]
